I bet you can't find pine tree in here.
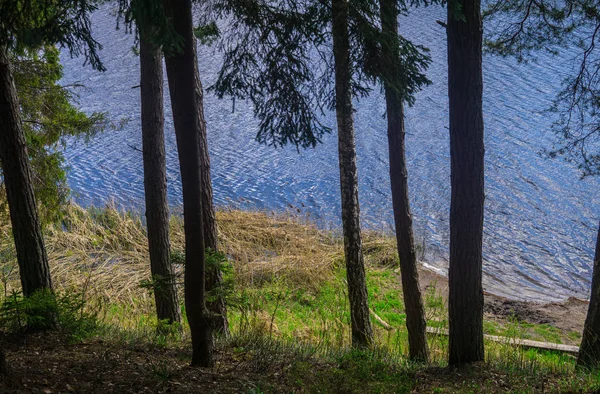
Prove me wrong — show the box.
[375,0,433,361]
[139,28,182,326]
[447,0,485,365]
[163,0,214,366]
[208,0,383,348]
[192,41,229,337]
[0,0,103,297]
[11,47,105,223]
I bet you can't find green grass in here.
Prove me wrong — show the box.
[0,205,598,392]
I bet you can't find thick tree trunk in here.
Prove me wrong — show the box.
[164,0,213,367]
[140,34,181,325]
[331,0,374,348]
[0,45,52,297]
[578,221,600,368]
[379,0,428,362]
[447,0,485,365]
[0,348,7,375]
[192,42,229,337]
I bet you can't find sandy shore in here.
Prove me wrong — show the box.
[417,266,588,345]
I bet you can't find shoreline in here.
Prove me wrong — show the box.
[87,199,591,304]
[54,201,590,345]
[418,264,588,344]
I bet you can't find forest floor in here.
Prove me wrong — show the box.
[0,329,598,394]
[0,205,596,393]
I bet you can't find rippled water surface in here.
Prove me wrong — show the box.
[59,5,600,302]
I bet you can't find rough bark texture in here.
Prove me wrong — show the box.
[447,0,485,365]
[140,35,181,325]
[192,42,229,337]
[164,0,214,367]
[379,0,428,362]
[0,45,52,297]
[331,0,374,348]
[578,221,600,368]
[0,348,6,375]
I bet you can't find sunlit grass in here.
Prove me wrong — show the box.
[0,204,598,392]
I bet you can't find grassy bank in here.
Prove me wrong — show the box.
[0,204,598,393]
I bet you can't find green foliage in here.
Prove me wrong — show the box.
[206,249,235,304]
[194,22,220,45]
[1,289,57,332]
[484,1,576,62]
[169,248,185,265]
[155,318,182,339]
[484,0,600,177]
[117,0,183,55]
[362,26,432,106]
[55,289,99,342]
[139,274,177,300]
[8,46,106,222]
[208,0,332,149]
[0,0,107,223]
[0,289,98,341]
[207,0,442,150]
[0,0,104,70]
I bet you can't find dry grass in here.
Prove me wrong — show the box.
[0,204,388,310]
[2,204,598,393]
[216,209,343,290]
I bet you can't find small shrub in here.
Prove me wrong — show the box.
[56,290,99,342]
[0,289,98,342]
[205,249,235,305]
[1,289,58,332]
[170,249,185,266]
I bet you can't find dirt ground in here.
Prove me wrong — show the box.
[0,333,286,394]
[417,266,588,342]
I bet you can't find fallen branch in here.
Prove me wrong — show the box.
[370,308,393,331]
[426,327,579,355]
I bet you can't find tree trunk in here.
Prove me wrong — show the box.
[379,0,429,362]
[578,221,600,368]
[164,0,214,367]
[140,34,181,325]
[331,0,374,348]
[0,45,52,297]
[447,0,485,365]
[0,348,7,375]
[192,41,229,337]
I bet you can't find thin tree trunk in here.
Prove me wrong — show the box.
[331,0,374,348]
[379,0,428,362]
[192,41,229,337]
[164,0,214,367]
[447,0,485,365]
[578,221,600,368]
[140,34,181,325]
[0,45,52,297]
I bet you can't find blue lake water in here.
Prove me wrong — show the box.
[59,4,600,302]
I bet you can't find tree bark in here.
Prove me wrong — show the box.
[379,0,429,362]
[164,0,214,367]
[192,41,229,337]
[331,0,374,348]
[447,0,485,365]
[0,348,7,375]
[140,33,181,325]
[578,221,600,368]
[0,44,52,297]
